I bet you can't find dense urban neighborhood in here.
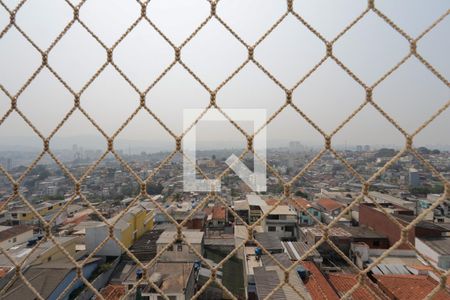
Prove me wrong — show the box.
[0,145,449,299]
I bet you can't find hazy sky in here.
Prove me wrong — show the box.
[0,0,449,151]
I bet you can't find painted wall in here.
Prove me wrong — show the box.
[0,229,33,250]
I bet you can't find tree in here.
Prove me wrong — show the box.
[431,149,441,155]
[410,186,430,196]
[146,182,164,195]
[295,190,308,198]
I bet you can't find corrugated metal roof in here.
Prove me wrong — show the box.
[282,241,321,261]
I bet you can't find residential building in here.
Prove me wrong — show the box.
[343,225,390,249]
[254,232,284,254]
[301,226,352,257]
[254,253,311,300]
[291,198,321,226]
[244,249,311,300]
[359,203,449,249]
[121,262,197,300]
[86,203,154,256]
[367,191,416,212]
[415,237,450,269]
[282,241,322,263]
[374,274,450,300]
[247,194,267,224]
[261,205,298,240]
[156,230,204,262]
[0,236,82,275]
[301,261,339,300]
[315,198,345,217]
[0,225,33,250]
[8,200,67,225]
[232,199,249,224]
[207,204,227,228]
[2,257,101,300]
[327,273,389,300]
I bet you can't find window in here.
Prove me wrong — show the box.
[373,241,380,247]
[11,213,17,218]
[177,244,183,252]
[268,226,276,232]
[303,219,309,224]
[22,213,27,217]
[167,245,173,251]
[313,211,319,216]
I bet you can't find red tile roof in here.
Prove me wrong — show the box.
[327,273,387,300]
[375,275,450,300]
[265,198,278,206]
[212,205,226,220]
[292,198,312,209]
[301,262,339,300]
[100,284,125,300]
[316,198,344,212]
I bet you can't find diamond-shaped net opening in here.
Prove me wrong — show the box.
[0,0,449,299]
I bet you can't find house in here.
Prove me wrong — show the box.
[359,203,449,249]
[232,199,249,224]
[157,201,206,230]
[207,205,227,228]
[315,198,345,217]
[261,205,298,240]
[415,237,450,269]
[244,251,311,300]
[301,226,352,257]
[374,274,450,300]
[327,273,389,300]
[343,225,390,249]
[282,241,322,263]
[254,232,284,254]
[291,198,321,226]
[234,225,263,260]
[126,229,165,262]
[254,253,311,300]
[85,203,154,256]
[121,262,197,300]
[247,194,267,224]
[0,235,82,289]
[301,261,339,300]
[0,225,33,250]
[156,230,204,262]
[315,188,357,205]
[1,257,101,300]
[240,195,298,239]
[367,191,416,212]
[8,200,67,225]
